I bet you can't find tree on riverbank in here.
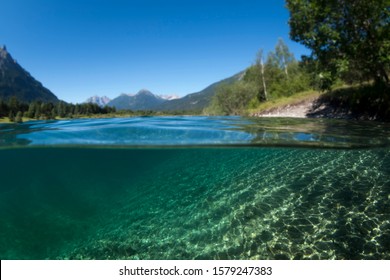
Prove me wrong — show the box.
[286,0,390,88]
[207,39,312,115]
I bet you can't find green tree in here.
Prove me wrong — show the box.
[274,38,295,78]
[26,102,37,118]
[56,101,67,118]
[256,49,268,101]
[34,103,42,119]
[264,51,286,95]
[243,40,311,102]
[209,81,259,115]
[8,96,20,113]
[286,0,390,87]
[0,99,8,117]
[74,104,80,115]
[15,111,23,123]
[8,111,15,122]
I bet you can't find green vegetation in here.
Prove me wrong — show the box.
[0,97,116,123]
[287,0,389,88]
[207,39,313,115]
[247,90,318,115]
[209,1,390,120]
[206,81,259,115]
[313,83,390,120]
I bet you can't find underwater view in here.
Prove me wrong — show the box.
[0,116,390,260]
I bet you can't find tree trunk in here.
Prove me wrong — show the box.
[282,56,288,78]
[261,57,268,101]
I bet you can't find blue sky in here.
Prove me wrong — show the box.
[0,0,309,103]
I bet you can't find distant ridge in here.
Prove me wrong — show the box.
[105,72,243,112]
[85,95,111,107]
[107,89,166,110]
[0,45,59,103]
[154,71,244,112]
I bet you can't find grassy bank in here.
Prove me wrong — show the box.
[247,90,320,115]
[0,117,36,124]
[247,83,390,121]
[314,84,390,121]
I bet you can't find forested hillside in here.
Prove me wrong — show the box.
[209,0,389,120]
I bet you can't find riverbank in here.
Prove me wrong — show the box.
[249,84,390,121]
[248,90,327,119]
[250,94,319,118]
[0,114,138,124]
[0,117,35,124]
[249,94,347,119]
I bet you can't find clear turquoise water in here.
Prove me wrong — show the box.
[0,116,390,259]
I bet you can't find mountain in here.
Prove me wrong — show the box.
[106,72,243,112]
[158,94,180,101]
[154,71,244,112]
[85,95,111,107]
[107,89,166,110]
[0,45,59,103]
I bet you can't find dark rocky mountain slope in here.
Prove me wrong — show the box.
[0,46,59,103]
